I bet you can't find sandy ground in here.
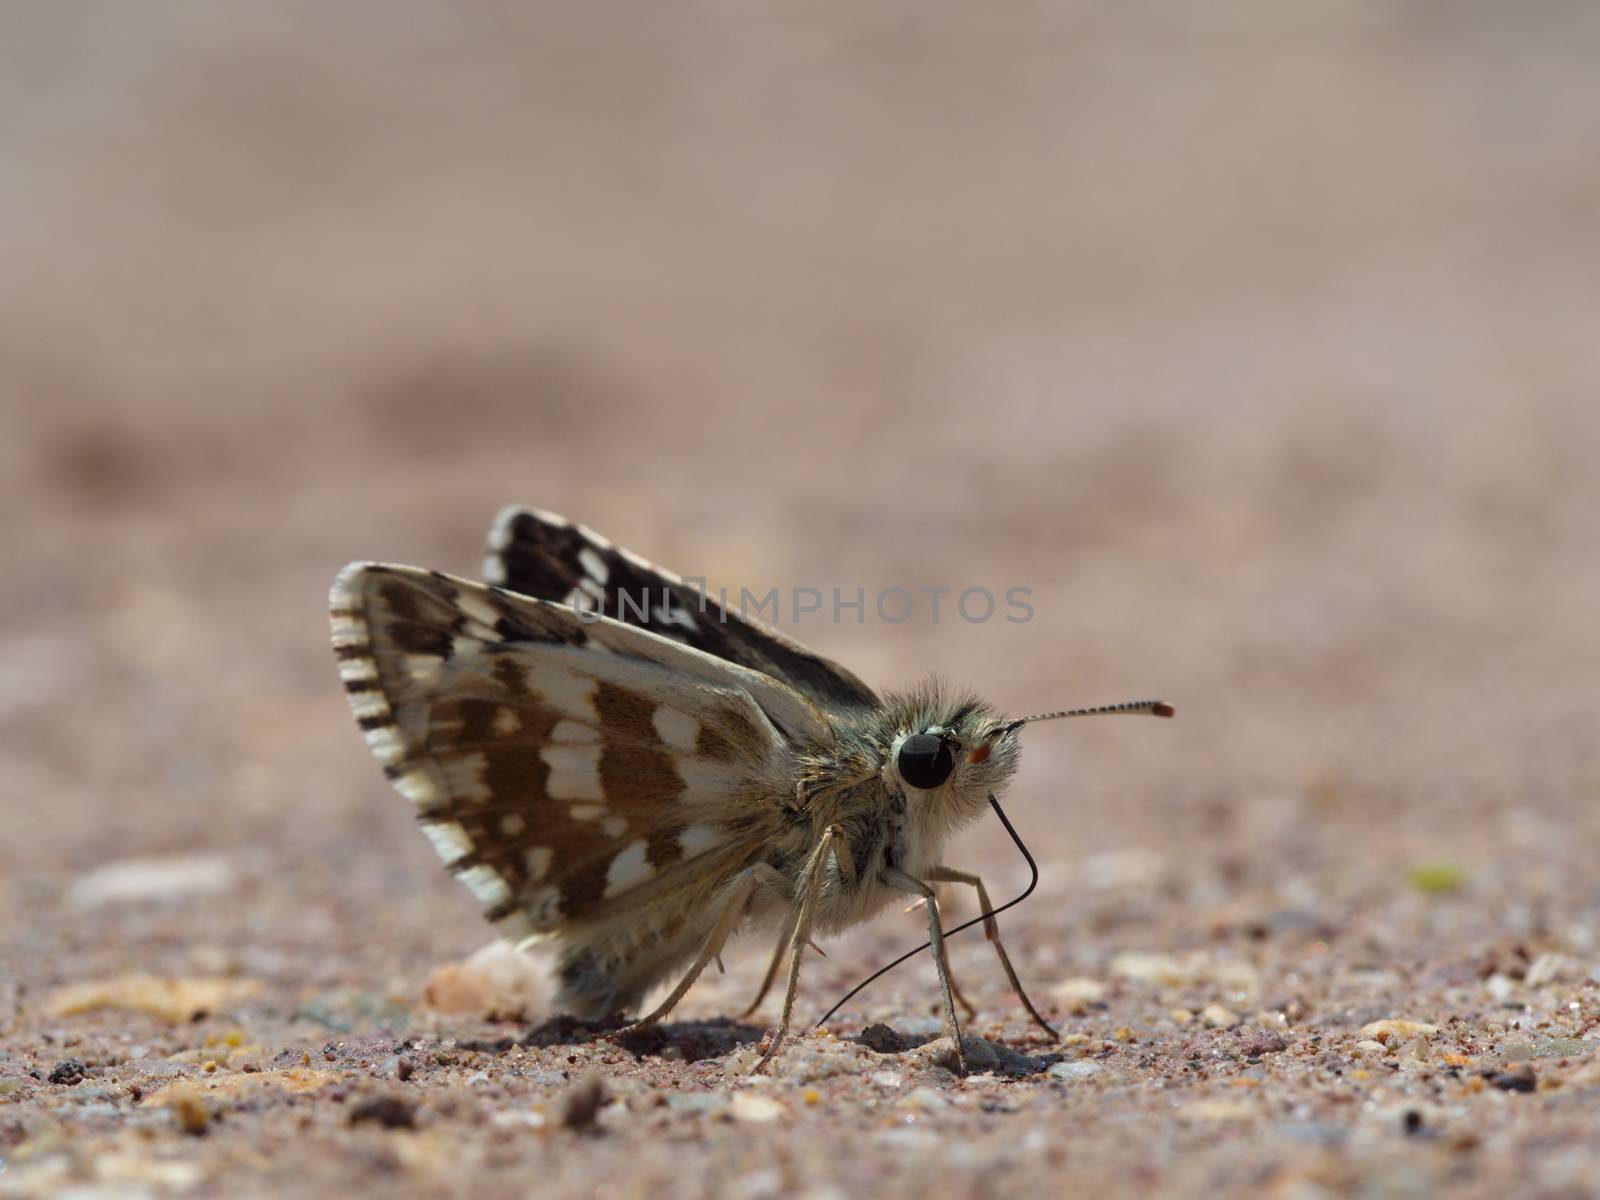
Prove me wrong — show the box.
[3,5,1600,1198]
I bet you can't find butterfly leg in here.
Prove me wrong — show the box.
[617,864,787,1035]
[945,963,981,1022]
[927,866,1058,1038]
[738,908,799,1019]
[882,867,969,1073]
[901,888,980,1020]
[753,824,841,1073]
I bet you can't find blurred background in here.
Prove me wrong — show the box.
[3,4,1598,1016]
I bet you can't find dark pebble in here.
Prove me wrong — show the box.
[857,1023,909,1054]
[561,1075,606,1133]
[1490,1067,1537,1093]
[1240,1029,1289,1056]
[48,1059,88,1086]
[348,1094,418,1129]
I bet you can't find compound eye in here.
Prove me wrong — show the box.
[896,733,956,790]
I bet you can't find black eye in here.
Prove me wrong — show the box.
[897,733,956,790]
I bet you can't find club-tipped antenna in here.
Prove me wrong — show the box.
[1001,698,1172,736]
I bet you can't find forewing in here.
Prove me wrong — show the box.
[330,563,821,944]
[484,506,880,714]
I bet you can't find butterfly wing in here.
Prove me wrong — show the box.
[330,563,829,947]
[484,506,880,715]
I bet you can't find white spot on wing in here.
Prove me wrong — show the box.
[602,816,627,838]
[549,719,599,745]
[542,745,602,800]
[420,821,472,864]
[528,664,598,719]
[441,752,489,798]
[604,840,653,897]
[393,770,439,809]
[339,658,378,684]
[524,846,553,881]
[492,707,522,736]
[458,864,511,906]
[678,823,723,858]
[578,547,610,585]
[455,591,504,635]
[654,601,699,632]
[485,508,523,551]
[675,759,746,795]
[568,803,607,821]
[346,691,391,722]
[363,725,406,766]
[407,654,445,685]
[651,706,699,753]
[330,613,369,645]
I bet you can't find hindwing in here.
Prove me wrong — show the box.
[485,506,880,715]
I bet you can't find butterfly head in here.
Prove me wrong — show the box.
[880,692,1174,837]
[880,694,1023,834]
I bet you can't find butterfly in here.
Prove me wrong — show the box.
[330,506,1171,1071]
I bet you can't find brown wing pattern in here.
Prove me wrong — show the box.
[331,564,797,943]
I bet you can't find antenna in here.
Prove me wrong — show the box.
[1002,698,1173,735]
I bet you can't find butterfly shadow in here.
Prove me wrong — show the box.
[508,1013,769,1063]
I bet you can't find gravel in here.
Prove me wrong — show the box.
[4,6,1599,1198]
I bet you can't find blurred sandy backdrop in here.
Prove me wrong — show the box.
[2,5,1599,1181]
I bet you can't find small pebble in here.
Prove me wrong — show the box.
[1050,978,1107,1012]
[1109,952,1185,986]
[1048,1060,1104,1081]
[166,1083,209,1136]
[729,1092,786,1123]
[1360,1020,1439,1045]
[1202,1005,1239,1029]
[1484,974,1517,1004]
[1397,1038,1431,1065]
[1524,954,1576,988]
[666,1092,729,1114]
[69,853,235,908]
